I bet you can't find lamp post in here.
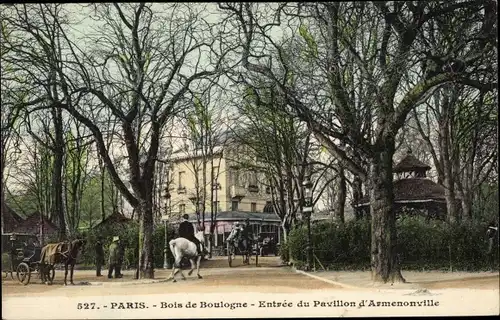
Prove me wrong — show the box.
[162,190,171,269]
[210,181,220,258]
[302,175,314,271]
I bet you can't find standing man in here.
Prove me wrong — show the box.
[95,236,104,277]
[108,236,123,279]
[116,239,126,277]
[178,214,202,255]
[486,221,498,270]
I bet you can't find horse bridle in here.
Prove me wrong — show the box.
[59,240,84,261]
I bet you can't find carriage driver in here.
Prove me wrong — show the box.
[240,218,253,252]
[178,214,202,255]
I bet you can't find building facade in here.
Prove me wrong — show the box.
[165,143,274,218]
[164,140,282,249]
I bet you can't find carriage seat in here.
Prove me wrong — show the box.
[21,247,41,262]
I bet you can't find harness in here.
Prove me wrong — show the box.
[47,241,81,262]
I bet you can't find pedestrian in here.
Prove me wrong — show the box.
[116,239,127,277]
[178,214,203,255]
[95,236,104,277]
[108,236,123,279]
[486,220,498,270]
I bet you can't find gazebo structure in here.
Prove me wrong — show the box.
[353,150,447,220]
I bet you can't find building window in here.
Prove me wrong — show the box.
[179,204,186,214]
[178,171,185,189]
[231,200,239,211]
[251,202,257,212]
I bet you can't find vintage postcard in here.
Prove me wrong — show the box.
[1,2,498,319]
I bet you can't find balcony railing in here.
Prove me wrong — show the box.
[230,185,246,198]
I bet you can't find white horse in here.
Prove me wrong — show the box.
[167,231,205,282]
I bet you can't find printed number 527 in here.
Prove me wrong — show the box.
[77,303,96,309]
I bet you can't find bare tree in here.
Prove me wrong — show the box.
[218,1,496,283]
[2,3,229,278]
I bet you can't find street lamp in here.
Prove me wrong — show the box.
[209,181,221,258]
[302,175,314,271]
[162,189,172,269]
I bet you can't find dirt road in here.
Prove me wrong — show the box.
[2,256,498,296]
[3,258,499,318]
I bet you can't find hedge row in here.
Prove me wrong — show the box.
[280,216,499,271]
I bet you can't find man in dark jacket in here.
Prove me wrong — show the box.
[486,221,498,269]
[95,236,104,277]
[240,218,253,252]
[178,214,202,255]
[116,239,127,277]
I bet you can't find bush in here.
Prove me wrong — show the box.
[285,216,499,271]
[78,222,176,269]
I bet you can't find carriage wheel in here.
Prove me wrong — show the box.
[3,270,14,280]
[16,262,31,285]
[227,243,233,268]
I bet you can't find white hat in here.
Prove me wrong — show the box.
[112,236,120,242]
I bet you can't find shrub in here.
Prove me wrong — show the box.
[285,216,498,271]
[76,222,177,269]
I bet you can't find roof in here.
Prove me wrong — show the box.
[354,178,446,206]
[178,211,281,223]
[2,204,25,233]
[10,212,59,235]
[393,151,431,173]
[93,211,133,229]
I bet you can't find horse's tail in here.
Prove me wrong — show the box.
[169,240,176,257]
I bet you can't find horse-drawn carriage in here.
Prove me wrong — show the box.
[1,233,55,285]
[226,229,259,267]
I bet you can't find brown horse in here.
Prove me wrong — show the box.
[39,239,86,285]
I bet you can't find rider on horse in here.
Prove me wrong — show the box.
[178,214,203,255]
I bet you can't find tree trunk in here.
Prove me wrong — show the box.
[281,223,293,264]
[53,107,66,241]
[369,145,405,284]
[138,197,154,279]
[352,174,363,219]
[334,166,346,223]
[1,148,5,234]
[440,123,459,223]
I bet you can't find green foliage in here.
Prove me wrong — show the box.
[286,216,499,271]
[79,222,176,269]
[298,24,318,58]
